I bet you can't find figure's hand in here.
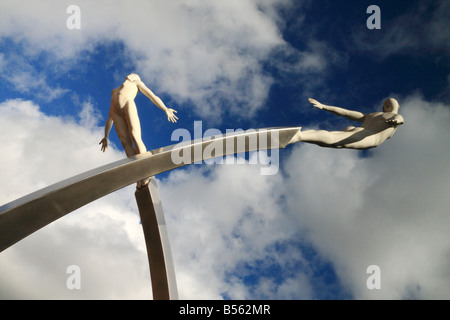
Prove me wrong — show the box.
[165,108,179,123]
[386,118,402,127]
[386,118,397,125]
[386,115,404,127]
[99,138,108,152]
[308,98,324,110]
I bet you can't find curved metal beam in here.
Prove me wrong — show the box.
[0,127,300,252]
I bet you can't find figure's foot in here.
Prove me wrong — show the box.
[136,177,151,190]
[141,177,151,188]
[288,127,302,145]
[136,178,150,190]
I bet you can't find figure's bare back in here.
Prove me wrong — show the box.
[361,112,399,142]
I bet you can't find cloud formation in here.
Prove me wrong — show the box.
[0,1,268,121]
[0,0,337,124]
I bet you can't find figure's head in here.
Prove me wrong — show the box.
[126,73,141,81]
[383,98,400,113]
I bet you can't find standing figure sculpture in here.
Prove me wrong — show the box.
[100,73,178,188]
[288,98,404,149]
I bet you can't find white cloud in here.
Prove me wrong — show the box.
[78,98,102,129]
[0,99,151,299]
[0,53,69,102]
[158,163,304,299]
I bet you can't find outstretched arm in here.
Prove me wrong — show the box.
[99,114,113,152]
[308,98,365,122]
[136,80,178,123]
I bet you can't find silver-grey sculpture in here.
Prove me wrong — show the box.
[288,98,404,149]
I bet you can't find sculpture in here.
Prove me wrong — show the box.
[100,73,178,188]
[288,98,404,149]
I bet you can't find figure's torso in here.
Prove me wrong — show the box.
[111,80,140,113]
[117,80,139,99]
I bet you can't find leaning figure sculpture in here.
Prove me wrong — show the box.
[288,97,404,149]
[99,73,178,188]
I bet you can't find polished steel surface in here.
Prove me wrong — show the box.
[0,127,300,252]
[135,178,179,300]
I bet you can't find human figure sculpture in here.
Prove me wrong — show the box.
[288,98,404,149]
[100,73,178,188]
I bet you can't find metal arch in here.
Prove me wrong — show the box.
[0,127,300,252]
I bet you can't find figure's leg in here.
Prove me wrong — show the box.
[344,126,356,132]
[289,129,352,148]
[123,101,150,189]
[123,101,147,154]
[111,112,136,157]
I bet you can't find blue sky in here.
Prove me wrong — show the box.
[0,0,449,299]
